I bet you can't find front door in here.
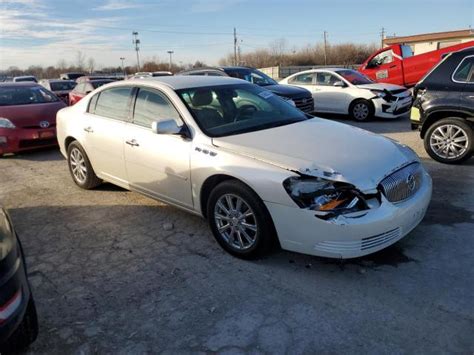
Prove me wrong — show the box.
[313,72,351,113]
[124,87,193,208]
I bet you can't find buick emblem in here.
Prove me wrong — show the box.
[39,121,50,128]
[406,174,416,192]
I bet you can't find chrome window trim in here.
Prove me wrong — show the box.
[451,54,474,84]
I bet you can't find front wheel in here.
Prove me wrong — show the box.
[349,99,373,121]
[424,118,472,164]
[207,180,276,259]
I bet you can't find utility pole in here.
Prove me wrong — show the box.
[323,31,328,66]
[120,57,125,76]
[132,31,141,72]
[233,27,238,66]
[167,50,174,71]
[380,27,385,48]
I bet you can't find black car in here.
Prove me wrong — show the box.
[0,208,38,353]
[178,66,315,113]
[411,47,474,164]
[60,72,85,81]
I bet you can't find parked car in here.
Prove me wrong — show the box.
[68,79,113,106]
[280,68,412,121]
[60,72,85,81]
[12,76,37,83]
[179,66,314,113]
[39,79,76,103]
[0,83,66,157]
[359,41,474,87]
[129,71,173,79]
[0,207,38,353]
[56,76,432,259]
[411,47,474,164]
[75,76,118,83]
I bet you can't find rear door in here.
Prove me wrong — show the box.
[287,72,318,109]
[124,87,193,208]
[82,86,134,187]
[453,55,474,109]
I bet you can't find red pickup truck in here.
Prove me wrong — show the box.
[359,41,474,87]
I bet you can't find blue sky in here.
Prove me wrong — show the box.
[1,0,473,69]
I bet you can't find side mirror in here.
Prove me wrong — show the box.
[152,119,184,135]
[333,81,346,88]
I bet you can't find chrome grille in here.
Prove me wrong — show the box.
[293,97,314,113]
[379,163,423,203]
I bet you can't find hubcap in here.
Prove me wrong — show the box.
[353,103,369,120]
[214,194,257,250]
[69,147,87,183]
[430,124,469,160]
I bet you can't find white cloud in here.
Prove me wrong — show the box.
[93,0,141,11]
[190,0,244,13]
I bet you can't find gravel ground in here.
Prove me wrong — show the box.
[0,115,473,354]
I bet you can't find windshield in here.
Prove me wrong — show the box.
[177,83,308,137]
[0,86,59,106]
[226,69,277,86]
[91,80,113,89]
[336,69,373,85]
[51,81,76,91]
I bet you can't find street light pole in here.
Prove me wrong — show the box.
[167,50,174,71]
[120,57,125,76]
[132,31,140,71]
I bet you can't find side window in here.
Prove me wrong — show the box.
[453,57,474,83]
[94,87,133,121]
[88,93,99,113]
[289,73,314,85]
[369,49,394,67]
[133,88,180,128]
[316,73,339,86]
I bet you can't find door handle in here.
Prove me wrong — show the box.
[83,127,93,133]
[125,139,139,147]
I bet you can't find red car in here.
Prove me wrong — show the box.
[68,79,113,105]
[0,83,66,157]
[359,41,474,87]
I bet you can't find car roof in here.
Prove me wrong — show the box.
[13,75,36,79]
[0,82,39,88]
[42,79,75,83]
[125,76,245,90]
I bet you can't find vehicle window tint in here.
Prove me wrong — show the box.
[88,93,99,113]
[51,81,76,91]
[316,73,340,86]
[289,73,314,85]
[453,57,474,82]
[94,87,133,121]
[133,88,180,128]
[0,86,59,106]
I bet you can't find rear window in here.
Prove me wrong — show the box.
[51,81,76,91]
[0,86,59,106]
[93,87,133,121]
[91,80,113,89]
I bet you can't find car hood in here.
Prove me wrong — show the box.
[212,118,417,192]
[263,84,312,99]
[0,101,66,128]
[356,83,407,92]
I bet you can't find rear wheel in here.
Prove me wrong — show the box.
[0,295,38,354]
[67,141,101,189]
[207,180,276,259]
[424,117,472,164]
[350,99,373,121]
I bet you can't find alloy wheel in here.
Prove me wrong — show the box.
[429,124,469,160]
[353,103,369,120]
[69,147,87,184]
[214,194,258,250]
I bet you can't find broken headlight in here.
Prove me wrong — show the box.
[283,176,369,219]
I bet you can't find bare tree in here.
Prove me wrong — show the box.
[75,51,86,71]
[87,57,96,74]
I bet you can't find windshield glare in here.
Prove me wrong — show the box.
[178,84,308,137]
[336,70,373,85]
[0,86,59,106]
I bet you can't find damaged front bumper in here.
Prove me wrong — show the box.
[373,95,413,118]
[265,170,432,259]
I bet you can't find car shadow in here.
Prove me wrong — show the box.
[1,147,63,161]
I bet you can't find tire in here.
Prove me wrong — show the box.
[207,180,276,259]
[67,141,101,189]
[349,99,374,121]
[0,296,39,354]
[424,117,473,164]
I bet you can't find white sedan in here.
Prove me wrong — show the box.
[56,76,431,259]
[280,68,412,121]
